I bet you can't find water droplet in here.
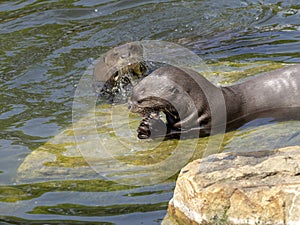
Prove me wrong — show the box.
[94,9,98,12]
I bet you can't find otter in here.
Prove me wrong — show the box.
[93,43,147,97]
[128,65,300,139]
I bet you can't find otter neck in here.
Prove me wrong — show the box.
[221,86,246,124]
[221,65,300,125]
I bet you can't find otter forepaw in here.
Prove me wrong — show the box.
[137,118,151,139]
[137,116,167,139]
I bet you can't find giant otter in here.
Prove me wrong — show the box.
[128,65,300,139]
[93,43,147,98]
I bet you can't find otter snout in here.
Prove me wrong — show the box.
[128,99,149,115]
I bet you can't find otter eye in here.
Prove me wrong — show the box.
[120,52,130,59]
[137,100,143,104]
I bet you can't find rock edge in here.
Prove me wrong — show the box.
[166,146,300,225]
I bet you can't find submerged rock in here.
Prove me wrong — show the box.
[166,146,300,225]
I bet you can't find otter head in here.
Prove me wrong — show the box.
[93,43,147,95]
[129,67,210,131]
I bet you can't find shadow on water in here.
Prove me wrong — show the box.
[0,0,300,224]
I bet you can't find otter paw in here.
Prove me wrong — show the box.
[137,117,167,139]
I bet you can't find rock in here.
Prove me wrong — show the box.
[167,146,300,225]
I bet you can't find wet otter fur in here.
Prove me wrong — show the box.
[129,65,300,139]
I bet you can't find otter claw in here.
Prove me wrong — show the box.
[140,120,150,126]
[138,133,151,139]
[137,120,151,139]
[137,125,150,135]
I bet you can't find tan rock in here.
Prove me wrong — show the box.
[167,146,300,225]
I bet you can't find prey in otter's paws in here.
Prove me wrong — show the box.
[137,112,167,139]
[129,65,300,139]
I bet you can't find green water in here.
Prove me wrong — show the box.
[1,0,300,224]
